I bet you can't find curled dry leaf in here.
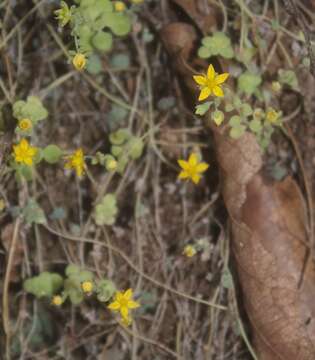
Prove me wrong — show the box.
[160,22,197,74]
[160,22,202,104]
[161,15,315,358]
[171,0,221,33]
[214,127,315,359]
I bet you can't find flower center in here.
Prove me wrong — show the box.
[206,78,216,89]
[120,298,129,307]
[187,165,197,177]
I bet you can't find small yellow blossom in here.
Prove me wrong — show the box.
[106,159,117,171]
[271,81,282,93]
[178,153,209,185]
[193,64,229,101]
[54,1,72,27]
[64,148,86,177]
[108,289,140,325]
[266,108,281,125]
[72,53,87,71]
[81,281,93,294]
[52,295,63,306]
[183,245,197,258]
[18,118,32,131]
[13,138,38,166]
[114,1,126,11]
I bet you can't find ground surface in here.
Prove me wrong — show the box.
[0,0,315,359]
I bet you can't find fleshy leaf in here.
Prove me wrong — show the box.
[199,32,234,59]
[42,145,63,164]
[238,72,262,96]
[92,31,113,51]
[96,279,116,302]
[23,199,46,225]
[13,96,48,123]
[94,193,118,226]
[24,272,63,298]
[195,101,212,115]
[229,125,246,139]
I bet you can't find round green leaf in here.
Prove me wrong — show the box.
[86,53,102,74]
[229,115,241,127]
[92,31,113,51]
[249,119,262,133]
[107,13,131,36]
[109,128,131,145]
[42,145,63,164]
[96,279,116,302]
[198,46,211,59]
[238,72,262,96]
[127,137,144,160]
[240,103,253,117]
[229,125,246,139]
[225,103,234,112]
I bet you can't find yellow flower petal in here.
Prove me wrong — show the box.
[115,292,123,302]
[178,170,189,179]
[198,87,211,101]
[120,306,129,320]
[73,53,86,71]
[124,288,133,300]
[207,64,215,81]
[213,86,224,97]
[128,300,140,309]
[191,174,201,184]
[13,146,20,156]
[193,75,207,86]
[178,159,189,170]
[24,157,33,166]
[20,139,29,151]
[188,153,198,167]
[13,139,37,166]
[215,73,229,85]
[108,301,121,311]
[64,148,85,177]
[196,163,209,173]
[28,148,38,157]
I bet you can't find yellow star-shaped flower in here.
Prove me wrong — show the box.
[13,138,38,166]
[18,118,32,131]
[108,289,140,325]
[193,64,229,101]
[183,245,197,257]
[81,281,93,294]
[114,1,126,12]
[266,108,281,125]
[64,148,86,177]
[72,53,87,71]
[178,153,209,185]
[54,1,72,28]
[51,295,63,306]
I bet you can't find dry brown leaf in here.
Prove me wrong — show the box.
[161,15,315,358]
[160,22,197,73]
[214,128,315,359]
[171,0,221,33]
[213,126,263,217]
